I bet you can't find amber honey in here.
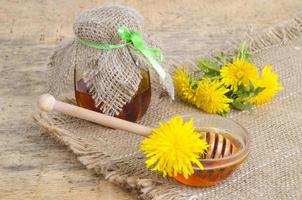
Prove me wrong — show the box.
[74,69,151,122]
[174,131,246,187]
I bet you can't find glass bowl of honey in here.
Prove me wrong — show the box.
[173,114,249,187]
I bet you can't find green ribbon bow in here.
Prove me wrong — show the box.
[79,26,166,80]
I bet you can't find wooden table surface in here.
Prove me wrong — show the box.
[1,0,301,199]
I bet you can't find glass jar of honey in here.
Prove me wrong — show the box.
[74,68,151,122]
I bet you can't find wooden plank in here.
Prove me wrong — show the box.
[1,0,301,199]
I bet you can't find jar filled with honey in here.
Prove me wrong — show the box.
[74,67,151,122]
[47,6,173,123]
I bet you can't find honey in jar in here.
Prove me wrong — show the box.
[74,68,151,122]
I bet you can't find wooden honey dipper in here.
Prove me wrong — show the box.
[37,94,239,158]
[37,94,234,178]
[200,131,239,159]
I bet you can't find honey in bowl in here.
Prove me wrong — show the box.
[74,69,151,122]
[174,126,249,187]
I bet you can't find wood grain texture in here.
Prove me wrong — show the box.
[1,0,301,199]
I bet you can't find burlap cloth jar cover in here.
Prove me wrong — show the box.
[48,5,173,116]
[35,9,302,200]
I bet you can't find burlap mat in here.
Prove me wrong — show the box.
[34,14,302,200]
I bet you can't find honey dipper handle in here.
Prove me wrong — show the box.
[37,94,152,137]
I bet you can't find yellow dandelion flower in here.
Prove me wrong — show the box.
[252,65,283,106]
[173,68,196,103]
[195,80,233,114]
[220,58,259,91]
[141,116,209,179]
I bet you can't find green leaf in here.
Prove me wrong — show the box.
[190,80,199,90]
[236,41,251,61]
[225,90,234,99]
[220,111,229,117]
[218,52,226,64]
[254,87,266,96]
[232,100,253,111]
[217,52,232,65]
[236,84,250,98]
[203,70,220,79]
[197,59,221,79]
[248,81,254,92]
[198,59,221,72]
[237,84,246,92]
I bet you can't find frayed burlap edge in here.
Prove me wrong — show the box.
[34,12,302,200]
